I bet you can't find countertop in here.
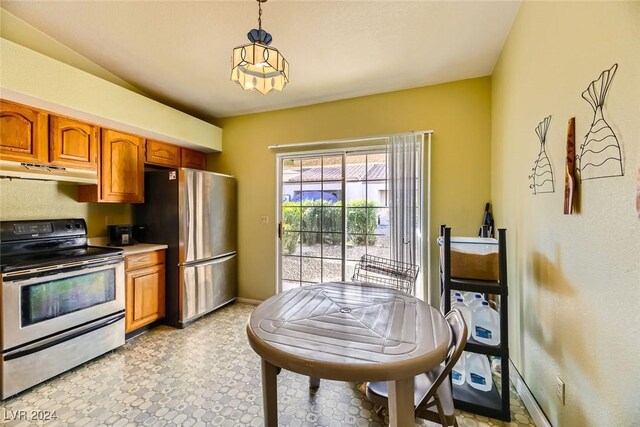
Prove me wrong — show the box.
[88,237,168,256]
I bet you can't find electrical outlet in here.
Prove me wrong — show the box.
[556,376,565,405]
[260,215,269,224]
[105,216,112,226]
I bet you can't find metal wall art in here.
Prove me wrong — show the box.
[637,168,640,219]
[564,117,577,214]
[529,115,555,194]
[576,64,623,181]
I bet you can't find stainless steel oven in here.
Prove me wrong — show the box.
[1,219,125,399]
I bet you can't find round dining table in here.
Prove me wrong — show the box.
[246,281,451,427]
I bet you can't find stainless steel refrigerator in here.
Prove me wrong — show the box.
[135,168,237,327]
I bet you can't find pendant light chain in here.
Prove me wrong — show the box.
[258,0,262,31]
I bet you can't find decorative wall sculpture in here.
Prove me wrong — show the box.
[637,168,640,219]
[564,117,577,214]
[576,64,623,181]
[529,115,555,194]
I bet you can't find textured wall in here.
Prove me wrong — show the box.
[210,77,492,302]
[492,2,640,425]
[0,37,222,151]
[0,179,132,237]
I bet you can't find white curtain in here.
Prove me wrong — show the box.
[388,133,423,294]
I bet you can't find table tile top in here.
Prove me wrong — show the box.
[248,282,450,381]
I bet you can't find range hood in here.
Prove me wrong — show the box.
[0,160,98,184]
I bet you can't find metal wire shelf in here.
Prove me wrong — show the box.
[351,254,419,295]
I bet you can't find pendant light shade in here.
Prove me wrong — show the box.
[231,0,289,94]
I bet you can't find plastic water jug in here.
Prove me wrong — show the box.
[463,292,480,305]
[465,353,492,391]
[471,301,501,346]
[451,298,472,339]
[467,294,485,311]
[450,291,463,305]
[451,351,466,386]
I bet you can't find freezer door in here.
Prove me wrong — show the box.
[180,253,237,323]
[181,169,237,263]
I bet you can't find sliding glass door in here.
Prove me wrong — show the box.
[278,149,390,291]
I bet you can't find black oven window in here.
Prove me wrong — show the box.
[21,269,116,326]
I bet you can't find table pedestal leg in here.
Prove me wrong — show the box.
[261,359,278,427]
[309,376,321,389]
[387,377,415,427]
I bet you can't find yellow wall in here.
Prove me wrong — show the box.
[492,2,640,426]
[0,180,131,237]
[210,77,492,302]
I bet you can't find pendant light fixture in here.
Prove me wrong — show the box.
[231,0,289,94]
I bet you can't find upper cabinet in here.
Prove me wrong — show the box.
[79,129,145,203]
[0,100,48,163]
[181,147,207,170]
[1,98,210,202]
[146,139,180,168]
[49,115,98,170]
[100,129,145,203]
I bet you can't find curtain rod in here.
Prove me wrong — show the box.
[268,130,434,150]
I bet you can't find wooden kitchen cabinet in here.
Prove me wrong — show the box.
[125,250,166,333]
[79,128,145,203]
[181,147,207,170]
[0,100,48,163]
[49,115,98,170]
[145,139,180,167]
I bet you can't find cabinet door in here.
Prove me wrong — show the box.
[49,115,98,170]
[101,128,145,202]
[181,147,206,170]
[145,139,180,167]
[0,100,48,163]
[125,263,166,333]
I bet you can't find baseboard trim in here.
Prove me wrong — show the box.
[236,297,263,305]
[509,360,552,427]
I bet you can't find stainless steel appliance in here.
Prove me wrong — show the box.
[0,219,125,399]
[0,159,98,184]
[135,168,237,327]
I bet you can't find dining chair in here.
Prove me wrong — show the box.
[363,308,468,426]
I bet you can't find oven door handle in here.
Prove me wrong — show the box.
[2,256,123,282]
[3,311,124,361]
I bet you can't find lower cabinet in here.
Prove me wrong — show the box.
[125,250,166,333]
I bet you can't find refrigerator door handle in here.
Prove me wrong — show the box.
[180,252,236,267]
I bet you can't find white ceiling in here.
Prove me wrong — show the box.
[2,1,521,120]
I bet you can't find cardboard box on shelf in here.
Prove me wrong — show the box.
[439,237,499,281]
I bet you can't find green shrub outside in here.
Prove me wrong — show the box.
[281,199,378,254]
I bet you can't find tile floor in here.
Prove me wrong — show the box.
[1,303,535,427]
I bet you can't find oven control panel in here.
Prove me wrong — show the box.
[0,219,87,241]
[14,222,53,235]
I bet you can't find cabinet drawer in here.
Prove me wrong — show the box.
[146,139,180,167]
[126,250,165,271]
